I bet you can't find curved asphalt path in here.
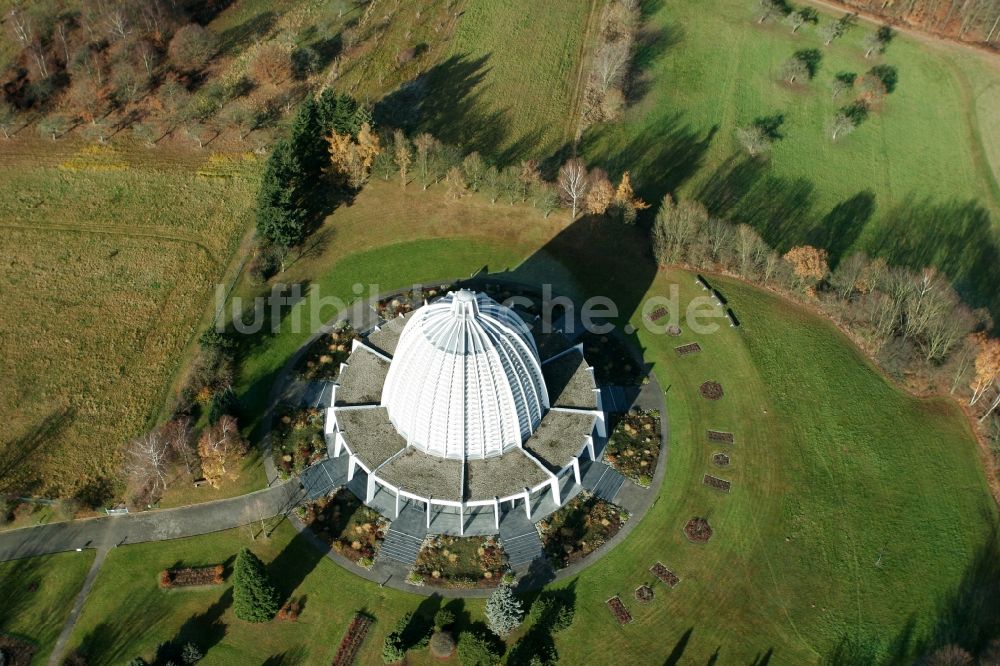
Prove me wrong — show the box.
[0,480,304,563]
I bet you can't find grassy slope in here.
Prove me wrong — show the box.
[0,141,258,496]
[579,0,1000,315]
[65,181,998,664]
[0,551,95,662]
[436,0,595,162]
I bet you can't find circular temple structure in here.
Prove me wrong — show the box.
[315,288,609,535]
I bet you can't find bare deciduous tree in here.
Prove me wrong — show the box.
[558,159,589,220]
[125,430,171,501]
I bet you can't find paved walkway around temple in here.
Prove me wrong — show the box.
[0,480,304,563]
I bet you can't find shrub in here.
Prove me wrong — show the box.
[434,608,454,631]
[232,548,280,622]
[127,659,148,666]
[457,631,503,666]
[181,642,202,664]
[381,631,406,663]
[429,631,455,658]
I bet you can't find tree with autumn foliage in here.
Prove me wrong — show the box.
[970,335,1000,421]
[198,415,248,487]
[611,171,649,224]
[585,169,615,216]
[327,122,381,188]
[783,245,829,290]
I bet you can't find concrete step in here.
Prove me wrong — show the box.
[593,467,626,502]
[379,528,424,566]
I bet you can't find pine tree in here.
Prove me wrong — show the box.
[256,140,306,247]
[485,583,523,637]
[181,642,203,664]
[289,96,326,189]
[233,548,280,622]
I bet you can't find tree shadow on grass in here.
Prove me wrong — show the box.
[375,54,544,167]
[579,113,717,213]
[216,10,276,54]
[74,586,170,664]
[862,195,1000,320]
[807,190,876,268]
[160,588,232,662]
[261,644,309,665]
[832,527,1000,665]
[664,627,693,665]
[0,407,75,495]
[266,522,329,608]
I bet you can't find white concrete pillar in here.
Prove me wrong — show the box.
[365,474,376,503]
[459,503,465,536]
[395,489,400,518]
[550,476,562,506]
[333,432,343,458]
[347,454,357,481]
[493,497,500,531]
[523,489,531,519]
[585,435,595,460]
[572,457,581,485]
[426,498,432,529]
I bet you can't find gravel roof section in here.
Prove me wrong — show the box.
[365,311,414,357]
[334,345,389,405]
[523,409,596,471]
[543,348,598,409]
[464,448,550,501]
[333,407,406,471]
[375,447,464,501]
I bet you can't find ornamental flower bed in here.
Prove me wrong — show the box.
[703,474,732,493]
[273,406,325,477]
[634,584,654,603]
[712,452,731,468]
[331,612,374,666]
[707,430,734,444]
[684,517,714,543]
[675,342,701,356]
[305,489,387,567]
[604,408,661,487]
[538,493,628,569]
[296,325,359,381]
[410,535,508,588]
[650,562,680,588]
[0,633,36,665]
[699,380,724,400]
[581,331,645,386]
[159,564,224,588]
[606,595,633,625]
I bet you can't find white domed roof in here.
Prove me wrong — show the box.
[381,289,549,460]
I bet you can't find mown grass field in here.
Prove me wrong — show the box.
[0,550,95,663]
[60,180,998,664]
[0,141,258,498]
[579,0,1000,316]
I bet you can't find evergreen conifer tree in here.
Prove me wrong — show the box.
[232,547,280,622]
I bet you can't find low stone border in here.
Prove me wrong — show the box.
[634,584,654,603]
[650,562,680,588]
[606,595,633,625]
[703,474,731,493]
[711,452,731,468]
[707,430,734,444]
[675,342,701,356]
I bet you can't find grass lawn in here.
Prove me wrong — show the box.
[0,140,258,498]
[434,0,596,163]
[578,0,1000,317]
[67,176,996,663]
[0,550,95,663]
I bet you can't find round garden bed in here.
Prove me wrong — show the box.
[666,324,682,336]
[699,381,724,400]
[712,452,730,467]
[683,517,714,543]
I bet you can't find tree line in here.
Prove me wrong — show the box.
[651,193,1000,439]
